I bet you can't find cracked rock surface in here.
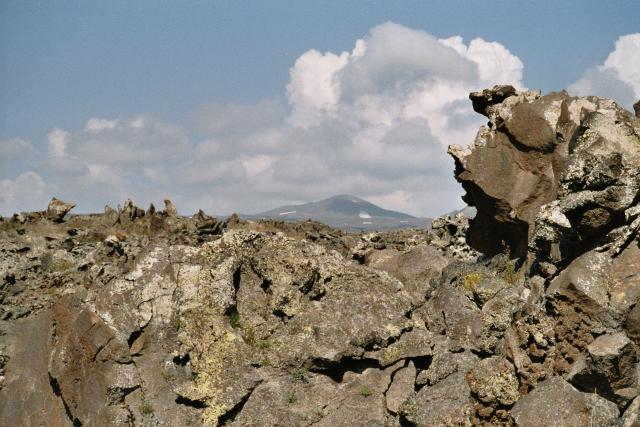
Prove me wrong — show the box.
[2,88,640,426]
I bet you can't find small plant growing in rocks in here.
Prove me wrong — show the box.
[463,272,483,293]
[292,367,307,382]
[259,339,271,349]
[226,307,241,328]
[139,400,154,416]
[359,385,372,397]
[501,241,517,285]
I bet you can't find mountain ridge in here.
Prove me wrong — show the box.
[242,194,429,230]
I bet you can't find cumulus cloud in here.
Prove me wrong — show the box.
[47,128,70,158]
[2,22,527,217]
[85,118,118,132]
[287,49,350,127]
[288,23,523,135]
[569,33,640,110]
[0,138,33,159]
[269,22,524,215]
[0,172,47,214]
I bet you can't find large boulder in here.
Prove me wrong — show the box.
[399,372,474,426]
[45,197,75,222]
[511,376,619,427]
[449,87,640,260]
[164,199,178,216]
[568,332,640,406]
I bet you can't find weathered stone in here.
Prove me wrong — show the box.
[429,213,480,261]
[366,243,448,304]
[3,87,640,426]
[46,197,75,222]
[120,198,145,222]
[511,376,619,427]
[469,85,517,116]
[366,328,438,367]
[421,278,484,351]
[313,365,395,427]
[416,350,478,386]
[385,361,416,414]
[465,356,519,405]
[399,372,474,426]
[164,199,177,216]
[623,395,640,427]
[450,88,640,261]
[568,331,640,405]
[548,241,640,329]
[227,371,337,426]
[48,295,134,423]
[0,311,69,426]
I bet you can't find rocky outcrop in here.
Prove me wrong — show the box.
[46,197,76,222]
[449,86,640,262]
[511,377,619,427]
[164,199,178,216]
[2,88,640,426]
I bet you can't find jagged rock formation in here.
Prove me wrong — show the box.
[46,198,76,222]
[1,88,640,426]
[449,86,640,262]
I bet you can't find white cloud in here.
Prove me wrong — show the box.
[603,34,640,96]
[0,138,33,159]
[85,118,118,132]
[144,167,169,185]
[189,100,285,136]
[286,49,350,127]
[0,172,47,214]
[4,23,528,218]
[47,128,70,158]
[242,155,273,178]
[75,116,189,164]
[265,22,524,216]
[367,190,415,216]
[465,38,524,84]
[287,22,523,147]
[569,33,640,110]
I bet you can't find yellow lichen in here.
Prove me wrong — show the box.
[463,273,483,293]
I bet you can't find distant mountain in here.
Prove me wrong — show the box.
[243,194,430,231]
[443,206,477,218]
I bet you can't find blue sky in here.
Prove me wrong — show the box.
[1,1,639,216]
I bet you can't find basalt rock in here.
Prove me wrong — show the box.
[511,376,619,427]
[567,331,640,406]
[2,88,640,426]
[164,199,178,216]
[45,197,76,222]
[449,86,640,261]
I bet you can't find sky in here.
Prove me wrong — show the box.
[1,1,639,217]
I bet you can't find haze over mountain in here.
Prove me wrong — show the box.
[244,194,430,230]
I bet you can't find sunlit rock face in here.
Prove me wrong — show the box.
[450,86,640,264]
[1,90,640,426]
